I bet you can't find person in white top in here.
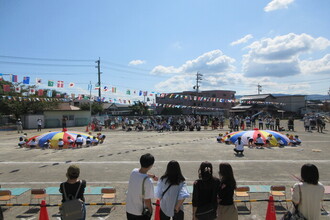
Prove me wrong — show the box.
[156,160,190,219]
[255,134,264,149]
[292,164,324,220]
[126,153,158,220]
[234,137,244,156]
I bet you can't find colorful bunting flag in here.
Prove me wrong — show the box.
[48,80,54,87]
[29,88,36,95]
[38,89,44,96]
[139,90,142,96]
[23,76,30,84]
[15,86,21,93]
[112,87,116,93]
[103,86,108,92]
[57,81,64,88]
[36,78,42,85]
[12,75,18,83]
[3,85,10,92]
[47,90,52,97]
[69,82,75,88]
[56,92,61,97]
[126,89,131,95]
[0,73,3,81]
[95,83,100,90]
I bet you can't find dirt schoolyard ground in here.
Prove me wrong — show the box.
[0,120,330,219]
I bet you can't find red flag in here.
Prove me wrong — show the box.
[3,84,10,92]
[38,89,44,96]
[57,81,64,88]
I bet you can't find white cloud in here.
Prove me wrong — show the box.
[172,41,183,50]
[151,50,236,75]
[230,34,253,46]
[128,59,146,66]
[243,33,330,77]
[264,0,295,12]
[300,54,330,75]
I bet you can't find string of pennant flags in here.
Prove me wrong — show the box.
[1,73,285,106]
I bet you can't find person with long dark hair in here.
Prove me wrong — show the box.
[156,160,189,220]
[233,137,244,156]
[217,163,238,220]
[192,162,220,220]
[292,164,324,220]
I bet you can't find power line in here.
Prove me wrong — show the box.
[0,60,94,67]
[0,55,94,62]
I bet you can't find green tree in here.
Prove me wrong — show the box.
[0,79,60,118]
[130,101,149,115]
[80,102,103,115]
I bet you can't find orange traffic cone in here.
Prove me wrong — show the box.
[39,200,49,220]
[265,195,276,220]
[154,199,160,220]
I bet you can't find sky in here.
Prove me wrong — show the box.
[0,0,330,102]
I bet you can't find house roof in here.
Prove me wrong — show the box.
[231,105,253,110]
[240,94,275,101]
[51,103,81,111]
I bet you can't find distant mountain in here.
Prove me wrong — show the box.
[235,94,329,100]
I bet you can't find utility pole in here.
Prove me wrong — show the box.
[96,58,101,99]
[89,81,92,122]
[193,72,203,115]
[257,83,262,95]
[193,71,203,94]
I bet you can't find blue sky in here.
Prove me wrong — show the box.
[0,0,329,102]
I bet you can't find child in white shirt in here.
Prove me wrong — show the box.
[255,134,264,149]
[58,138,64,150]
[234,137,244,156]
[28,138,38,149]
[216,134,223,143]
[18,137,26,148]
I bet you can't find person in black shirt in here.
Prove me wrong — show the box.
[217,163,238,220]
[192,161,220,220]
[59,165,86,219]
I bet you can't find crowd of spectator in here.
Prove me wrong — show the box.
[59,154,325,220]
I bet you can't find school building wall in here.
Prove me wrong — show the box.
[43,111,90,128]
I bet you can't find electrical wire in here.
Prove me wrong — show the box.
[0,55,95,62]
[0,60,94,67]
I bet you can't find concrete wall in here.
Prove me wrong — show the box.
[43,111,90,128]
[23,115,45,129]
[276,96,305,113]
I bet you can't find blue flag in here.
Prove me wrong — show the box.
[47,90,52,97]
[23,76,30,84]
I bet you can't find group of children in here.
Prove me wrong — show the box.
[216,132,302,156]
[18,132,106,149]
